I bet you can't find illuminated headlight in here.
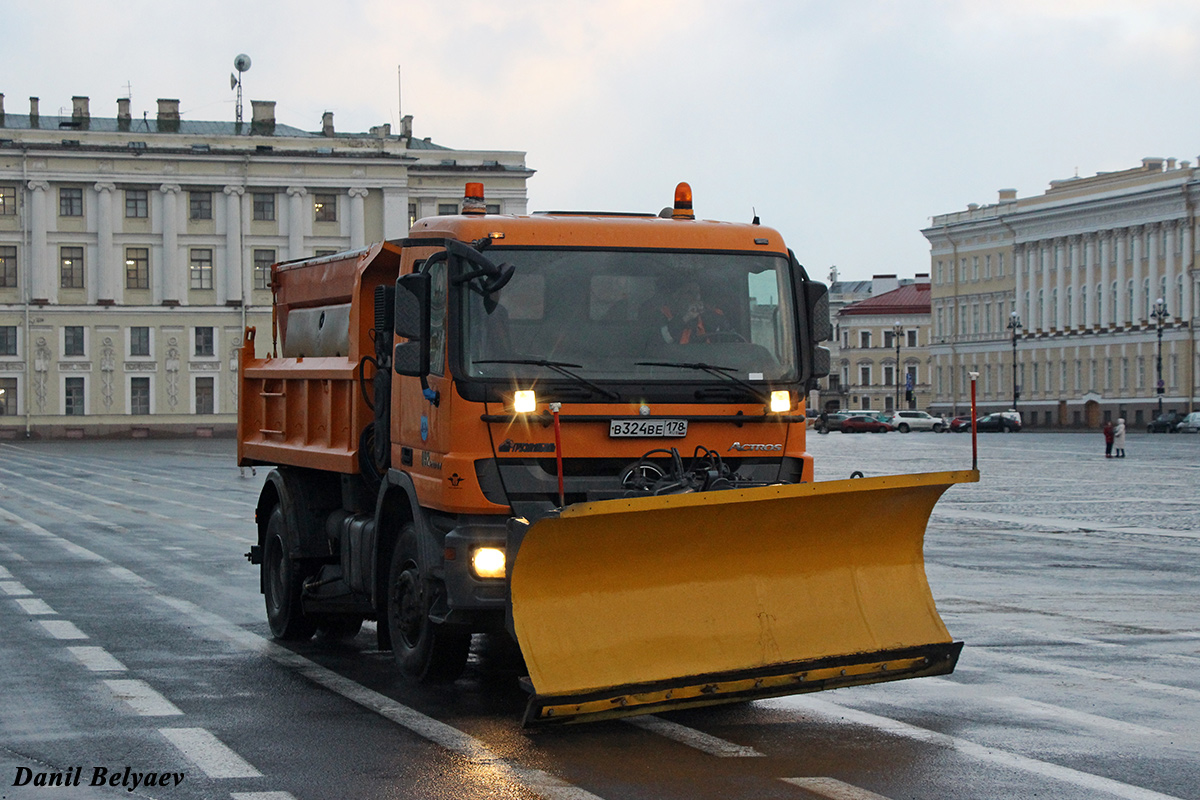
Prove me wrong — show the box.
[513,390,536,413]
[471,547,506,579]
[770,390,791,413]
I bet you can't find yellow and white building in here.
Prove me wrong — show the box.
[0,93,531,438]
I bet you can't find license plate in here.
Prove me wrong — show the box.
[609,419,688,438]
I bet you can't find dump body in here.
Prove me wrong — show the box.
[237,187,972,726]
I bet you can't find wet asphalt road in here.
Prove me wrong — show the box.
[1,430,1198,800]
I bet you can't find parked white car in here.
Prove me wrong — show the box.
[1176,412,1200,433]
[879,410,946,433]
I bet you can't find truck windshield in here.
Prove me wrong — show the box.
[461,249,798,385]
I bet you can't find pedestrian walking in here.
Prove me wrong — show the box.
[1103,421,1114,458]
[1113,417,1126,458]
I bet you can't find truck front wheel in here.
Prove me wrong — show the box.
[387,525,470,683]
[263,507,317,641]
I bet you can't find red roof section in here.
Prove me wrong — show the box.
[839,283,931,316]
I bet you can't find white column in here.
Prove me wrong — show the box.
[1115,228,1127,326]
[1036,243,1048,330]
[287,186,307,259]
[1084,233,1096,328]
[1014,244,1024,323]
[27,181,51,302]
[382,186,410,240]
[160,184,182,304]
[94,182,116,304]
[1182,221,1193,322]
[1130,226,1144,324]
[1055,238,1066,331]
[348,187,368,250]
[223,186,244,306]
[1164,221,1177,319]
[1145,223,1159,320]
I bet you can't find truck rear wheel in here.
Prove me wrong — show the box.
[264,507,317,641]
[387,524,470,683]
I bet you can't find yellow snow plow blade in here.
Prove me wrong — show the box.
[511,469,978,725]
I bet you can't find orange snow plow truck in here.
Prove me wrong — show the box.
[238,182,977,725]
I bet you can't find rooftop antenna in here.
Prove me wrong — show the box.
[231,53,252,125]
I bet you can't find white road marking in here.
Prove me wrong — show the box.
[3,505,610,800]
[971,649,1200,702]
[765,696,1187,800]
[157,727,262,779]
[624,715,764,757]
[67,646,128,672]
[0,580,32,596]
[231,794,298,800]
[781,777,892,799]
[38,619,88,640]
[988,696,1167,738]
[14,597,55,615]
[104,679,184,716]
[0,564,12,578]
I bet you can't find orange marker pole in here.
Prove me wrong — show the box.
[969,372,979,471]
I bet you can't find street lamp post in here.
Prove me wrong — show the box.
[893,321,902,410]
[1007,311,1022,412]
[1152,298,1169,415]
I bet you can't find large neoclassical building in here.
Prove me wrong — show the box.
[923,157,1199,428]
[0,92,531,437]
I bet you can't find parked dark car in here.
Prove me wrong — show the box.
[816,412,873,433]
[841,414,893,433]
[948,416,973,432]
[1147,411,1183,433]
[950,410,1022,433]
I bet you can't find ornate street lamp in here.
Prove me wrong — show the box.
[893,321,903,410]
[1007,311,1022,412]
[1151,297,1169,415]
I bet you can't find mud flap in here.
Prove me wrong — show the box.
[510,470,978,725]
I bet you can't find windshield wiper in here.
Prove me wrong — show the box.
[475,359,620,401]
[635,361,768,403]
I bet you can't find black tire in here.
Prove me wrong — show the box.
[263,507,317,641]
[386,524,470,683]
[898,423,910,433]
[933,423,944,432]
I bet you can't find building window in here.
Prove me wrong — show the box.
[189,191,213,220]
[0,245,16,288]
[859,365,871,386]
[125,247,149,290]
[64,326,86,357]
[438,203,458,216]
[859,331,871,348]
[0,377,16,415]
[253,249,275,290]
[0,186,15,216]
[59,187,83,217]
[64,377,85,416]
[130,326,150,357]
[125,189,148,218]
[884,330,895,348]
[0,325,16,356]
[130,377,150,415]
[884,365,895,386]
[253,192,276,221]
[486,203,501,215]
[194,327,214,357]
[907,329,917,348]
[60,247,85,289]
[314,193,337,222]
[189,248,213,290]
[408,202,418,228]
[195,377,215,415]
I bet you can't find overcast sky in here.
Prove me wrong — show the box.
[6,1,1199,282]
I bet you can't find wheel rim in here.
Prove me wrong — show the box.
[265,536,285,617]
[394,568,424,650]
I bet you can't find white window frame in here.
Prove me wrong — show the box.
[126,374,155,416]
[61,374,88,416]
[0,375,20,416]
[191,326,219,360]
[127,326,155,360]
[191,374,219,414]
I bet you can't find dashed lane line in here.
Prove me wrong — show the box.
[763,695,1186,800]
[230,793,299,800]
[104,679,185,717]
[623,715,764,757]
[5,505,609,800]
[38,619,89,640]
[781,777,892,799]
[157,727,262,779]
[1,579,33,596]
[13,597,55,615]
[67,646,128,672]
[0,564,12,579]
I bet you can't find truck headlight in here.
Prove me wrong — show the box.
[513,390,536,414]
[770,391,791,413]
[471,547,506,579]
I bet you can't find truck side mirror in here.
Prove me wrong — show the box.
[790,252,831,388]
[394,272,430,377]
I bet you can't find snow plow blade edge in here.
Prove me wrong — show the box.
[510,469,978,726]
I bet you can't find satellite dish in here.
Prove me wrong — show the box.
[234,54,252,73]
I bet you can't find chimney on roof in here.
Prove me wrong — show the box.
[915,273,931,285]
[1167,158,1177,170]
[400,114,413,139]
[321,111,334,137]
[871,274,900,295]
[250,100,275,135]
[998,188,1017,202]
[0,93,4,122]
[1142,157,1165,172]
[72,96,90,120]
[157,98,180,133]
[117,98,130,131]
[29,96,39,120]
[370,123,391,139]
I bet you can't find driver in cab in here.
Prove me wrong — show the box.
[656,279,730,344]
